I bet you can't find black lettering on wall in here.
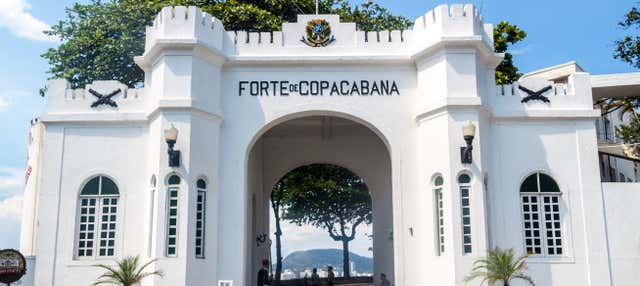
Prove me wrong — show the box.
[281,81,290,96]
[250,82,259,96]
[310,81,319,95]
[390,81,400,95]
[320,81,329,95]
[340,81,349,95]
[300,81,309,95]
[239,81,248,96]
[360,80,370,96]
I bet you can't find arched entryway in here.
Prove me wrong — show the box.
[246,114,394,285]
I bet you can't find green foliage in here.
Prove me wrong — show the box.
[614,6,640,69]
[41,0,411,94]
[92,256,163,286]
[281,164,372,235]
[332,1,412,31]
[464,248,534,286]
[616,117,640,144]
[280,164,371,278]
[605,5,640,143]
[493,21,527,85]
[41,1,157,94]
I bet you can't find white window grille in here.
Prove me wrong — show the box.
[195,179,207,258]
[166,175,181,257]
[520,172,563,256]
[77,175,119,258]
[434,176,445,255]
[458,174,472,254]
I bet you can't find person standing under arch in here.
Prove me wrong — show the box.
[327,266,335,286]
[257,259,270,286]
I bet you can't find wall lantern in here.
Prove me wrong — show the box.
[460,121,476,164]
[164,124,181,167]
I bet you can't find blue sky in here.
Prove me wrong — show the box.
[0,0,637,252]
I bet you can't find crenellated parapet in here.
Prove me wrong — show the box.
[43,79,147,122]
[412,4,493,50]
[488,74,599,119]
[137,4,496,62]
[142,6,227,59]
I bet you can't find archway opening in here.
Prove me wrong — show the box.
[269,164,373,285]
[246,115,394,286]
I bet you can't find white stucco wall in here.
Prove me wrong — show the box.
[16,4,626,286]
[602,183,640,285]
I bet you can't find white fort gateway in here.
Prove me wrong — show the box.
[17,3,640,286]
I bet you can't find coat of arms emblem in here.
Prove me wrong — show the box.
[301,19,335,47]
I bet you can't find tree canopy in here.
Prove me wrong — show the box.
[614,6,640,69]
[493,21,527,85]
[281,164,372,278]
[604,4,640,144]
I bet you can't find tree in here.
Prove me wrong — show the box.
[493,21,527,85]
[282,164,372,279]
[92,256,163,286]
[617,117,640,144]
[464,248,534,286]
[614,5,640,69]
[41,0,411,94]
[601,5,640,144]
[270,175,295,285]
[599,97,640,122]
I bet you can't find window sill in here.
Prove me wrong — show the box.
[67,258,118,268]
[526,256,575,264]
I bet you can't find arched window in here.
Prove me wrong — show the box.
[195,179,207,258]
[166,175,181,257]
[458,174,472,254]
[433,175,445,255]
[520,172,563,256]
[76,175,119,258]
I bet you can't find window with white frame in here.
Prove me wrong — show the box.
[166,175,180,257]
[148,175,156,257]
[195,179,207,258]
[76,175,119,258]
[433,176,445,255]
[520,172,563,256]
[458,174,472,254]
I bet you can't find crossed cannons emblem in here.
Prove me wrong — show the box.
[89,88,121,108]
[518,85,552,103]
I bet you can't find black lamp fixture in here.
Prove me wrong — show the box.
[460,121,476,164]
[164,124,181,167]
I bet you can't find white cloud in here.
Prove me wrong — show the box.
[0,195,22,249]
[0,167,24,200]
[0,96,9,110]
[0,90,29,111]
[0,195,22,220]
[0,0,57,42]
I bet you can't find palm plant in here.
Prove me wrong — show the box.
[600,97,640,121]
[464,247,534,286]
[93,256,163,286]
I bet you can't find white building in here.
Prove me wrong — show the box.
[17,4,640,286]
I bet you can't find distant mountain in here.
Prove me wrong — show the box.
[282,249,373,273]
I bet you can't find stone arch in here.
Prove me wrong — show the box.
[244,112,395,285]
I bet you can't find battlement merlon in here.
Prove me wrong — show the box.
[135,6,228,69]
[135,4,499,66]
[412,4,493,47]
